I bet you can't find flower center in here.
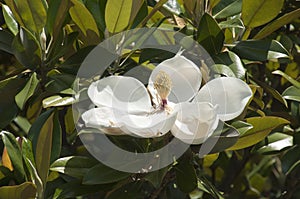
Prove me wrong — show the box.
[154,71,172,108]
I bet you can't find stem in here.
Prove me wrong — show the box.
[242,27,252,40]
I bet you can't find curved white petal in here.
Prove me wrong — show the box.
[88,76,152,114]
[171,102,219,145]
[120,108,178,138]
[81,107,126,135]
[194,77,252,121]
[148,54,202,104]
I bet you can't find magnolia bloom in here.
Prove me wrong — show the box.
[82,52,252,144]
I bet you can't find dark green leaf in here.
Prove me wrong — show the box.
[12,27,42,69]
[46,0,70,39]
[0,131,26,181]
[219,17,244,29]
[200,122,240,155]
[105,181,146,199]
[242,0,284,28]
[175,153,197,193]
[213,0,242,19]
[144,167,169,188]
[197,13,224,55]
[85,0,107,33]
[82,163,131,185]
[281,146,300,175]
[0,77,26,128]
[0,29,14,54]
[230,40,290,61]
[50,156,98,179]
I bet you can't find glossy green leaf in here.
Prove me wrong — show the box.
[0,30,14,54]
[50,156,98,179]
[69,0,100,43]
[105,0,133,33]
[201,123,240,155]
[15,72,39,110]
[282,86,300,102]
[230,40,290,61]
[254,8,300,39]
[242,0,284,28]
[35,112,55,186]
[219,17,244,29]
[272,70,300,89]
[213,0,242,19]
[82,163,131,185]
[12,27,42,69]
[46,0,70,38]
[211,64,236,77]
[21,138,43,198]
[42,95,76,108]
[175,155,197,193]
[4,0,47,34]
[197,13,224,55]
[85,0,107,33]
[0,131,25,181]
[213,51,246,78]
[255,132,293,154]
[0,182,36,199]
[281,146,300,175]
[2,4,18,35]
[231,120,253,135]
[0,77,25,128]
[228,116,290,150]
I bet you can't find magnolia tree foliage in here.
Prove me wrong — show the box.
[0,0,299,198]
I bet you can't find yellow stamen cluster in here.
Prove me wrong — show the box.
[154,71,172,100]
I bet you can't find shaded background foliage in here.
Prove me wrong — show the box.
[0,0,299,198]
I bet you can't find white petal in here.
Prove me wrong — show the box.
[81,107,127,135]
[171,102,219,145]
[148,54,202,103]
[120,106,178,138]
[194,77,252,121]
[88,76,152,114]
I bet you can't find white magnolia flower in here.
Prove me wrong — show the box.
[82,52,252,144]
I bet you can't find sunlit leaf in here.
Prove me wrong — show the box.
[272,70,300,89]
[228,116,289,150]
[2,4,18,35]
[282,86,300,102]
[15,72,39,110]
[254,8,300,39]
[69,0,100,44]
[0,182,36,199]
[42,95,76,108]
[255,132,293,154]
[4,0,47,34]
[213,0,242,19]
[242,0,284,28]
[105,0,133,33]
